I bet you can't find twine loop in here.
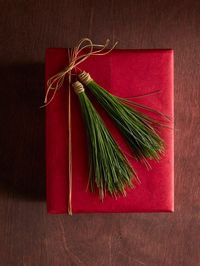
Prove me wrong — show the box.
[43,38,118,107]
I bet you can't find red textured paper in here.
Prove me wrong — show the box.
[45,49,174,214]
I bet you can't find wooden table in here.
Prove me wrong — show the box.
[0,1,199,265]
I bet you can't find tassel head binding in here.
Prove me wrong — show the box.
[72,81,85,94]
[79,71,93,85]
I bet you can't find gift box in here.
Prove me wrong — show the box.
[45,48,174,214]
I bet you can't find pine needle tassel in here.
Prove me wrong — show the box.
[72,81,137,199]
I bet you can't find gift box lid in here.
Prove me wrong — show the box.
[45,48,174,214]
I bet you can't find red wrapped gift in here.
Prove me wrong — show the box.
[45,48,174,214]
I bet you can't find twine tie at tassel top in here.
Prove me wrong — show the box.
[72,81,85,94]
[78,71,93,85]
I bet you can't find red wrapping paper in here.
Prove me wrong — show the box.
[45,49,174,214]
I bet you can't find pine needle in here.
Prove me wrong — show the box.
[76,89,137,199]
[80,78,165,164]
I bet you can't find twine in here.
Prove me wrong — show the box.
[43,38,118,215]
[67,48,72,215]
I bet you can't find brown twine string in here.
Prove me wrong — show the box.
[43,38,118,215]
[67,48,72,215]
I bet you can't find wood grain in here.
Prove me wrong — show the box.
[0,0,200,265]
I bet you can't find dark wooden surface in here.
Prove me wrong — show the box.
[0,0,200,265]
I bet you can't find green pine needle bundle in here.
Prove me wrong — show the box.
[79,72,165,165]
[72,81,137,199]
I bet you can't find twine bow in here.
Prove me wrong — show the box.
[43,38,118,215]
